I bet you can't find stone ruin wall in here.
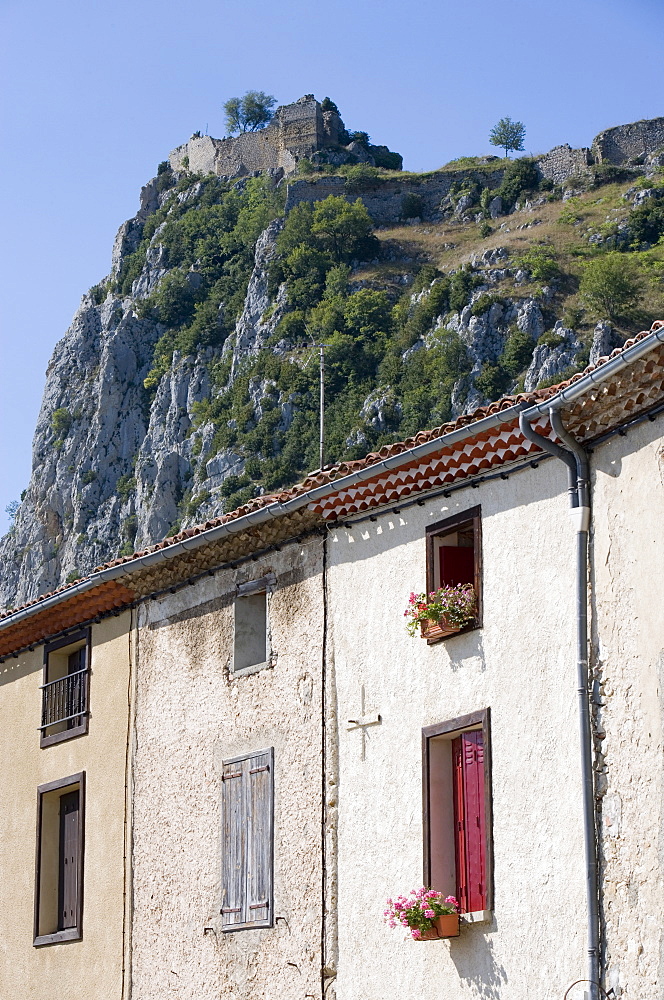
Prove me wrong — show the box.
[537,144,593,184]
[169,96,335,179]
[592,117,664,165]
[285,169,506,225]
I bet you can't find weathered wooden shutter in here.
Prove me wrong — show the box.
[247,750,273,924]
[439,545,474,587]
[221,749,273,929]
[221,758,247,928]
[58,790,80,930]
[452,731,487,912]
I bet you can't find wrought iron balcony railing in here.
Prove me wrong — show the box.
[39,668,89,731]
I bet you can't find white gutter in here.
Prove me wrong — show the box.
[2,322,662,638]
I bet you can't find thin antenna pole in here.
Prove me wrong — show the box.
[319,343,325,470]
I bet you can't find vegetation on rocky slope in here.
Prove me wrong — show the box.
[112,156,664,522]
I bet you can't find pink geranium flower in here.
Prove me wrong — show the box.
[384,886,458,937]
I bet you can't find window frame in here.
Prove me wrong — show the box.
[220,747,274,932]
[422,709,493,914]
[425,505,482,643]
[231,574,275,677]
[40,628,91,748]
[34,771,86,947]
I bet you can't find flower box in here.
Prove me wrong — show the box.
[419,913,460,939]
[420,617,463,640]
[405,585,477,641]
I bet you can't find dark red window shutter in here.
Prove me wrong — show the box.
[452,731,487,912]
[439,545,474,588]
[58,790,80,930]
[452,737,468,912]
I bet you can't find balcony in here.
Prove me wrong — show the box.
[40,668,89,746]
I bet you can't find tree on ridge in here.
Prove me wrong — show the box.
[489,117,526,158]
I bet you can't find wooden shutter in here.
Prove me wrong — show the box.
[58,790,80,930]
[247,751,273,924]
[439,545,475,587]
[221,759,247,928]
[221,749,273,930]
[452,737,468,912]
[452,731,487,912]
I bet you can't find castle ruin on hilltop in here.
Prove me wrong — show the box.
[169,95,366,178]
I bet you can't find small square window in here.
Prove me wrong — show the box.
[423,711,492,915]
[34,772,85,946]
[232,575,275,676]
[425,506,482,642]
[40,630,90,747]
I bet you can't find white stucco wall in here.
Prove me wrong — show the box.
[130,540,325,1000]
[327,460,590,1000]
[591,414,664,999]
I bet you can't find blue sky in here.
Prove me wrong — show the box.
[1,0,663,533]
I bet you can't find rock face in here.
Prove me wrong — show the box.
[0,160,602,610]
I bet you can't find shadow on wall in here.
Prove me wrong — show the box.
[450,919,508,1000]
[0,653,41,688]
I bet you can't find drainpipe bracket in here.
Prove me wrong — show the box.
[569,505,590,533]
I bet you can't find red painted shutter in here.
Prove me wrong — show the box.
[462,731,487,911]
[439,546,474,588]
[452,731,487,912]
[452,737,468,912]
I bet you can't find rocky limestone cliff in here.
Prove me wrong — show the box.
[5,111,661,609]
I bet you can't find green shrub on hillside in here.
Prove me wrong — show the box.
[475,362,511,401]
[512,244,560,281]
[580,252,644,320]
[401,193,424,220]
[626,202,664,246]
[499,326,535,377]
[498,158,540,210]
[51,408,72,439]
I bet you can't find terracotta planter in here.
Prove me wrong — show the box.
[417,913,460,939]
[420,617,463,640]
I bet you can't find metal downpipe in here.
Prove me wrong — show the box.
[518,410,599,1000]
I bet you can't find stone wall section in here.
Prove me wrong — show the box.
[130,539,325,1000]
[286,169,505,224]
[592,117,664,165]
[537,144,593,184]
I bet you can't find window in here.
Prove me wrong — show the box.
[422,711,492,915]
[34,772,85,946]
[221,748,274,931]
[425,506,482,641]
[232,575,275,675]
[40,629,90,747]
